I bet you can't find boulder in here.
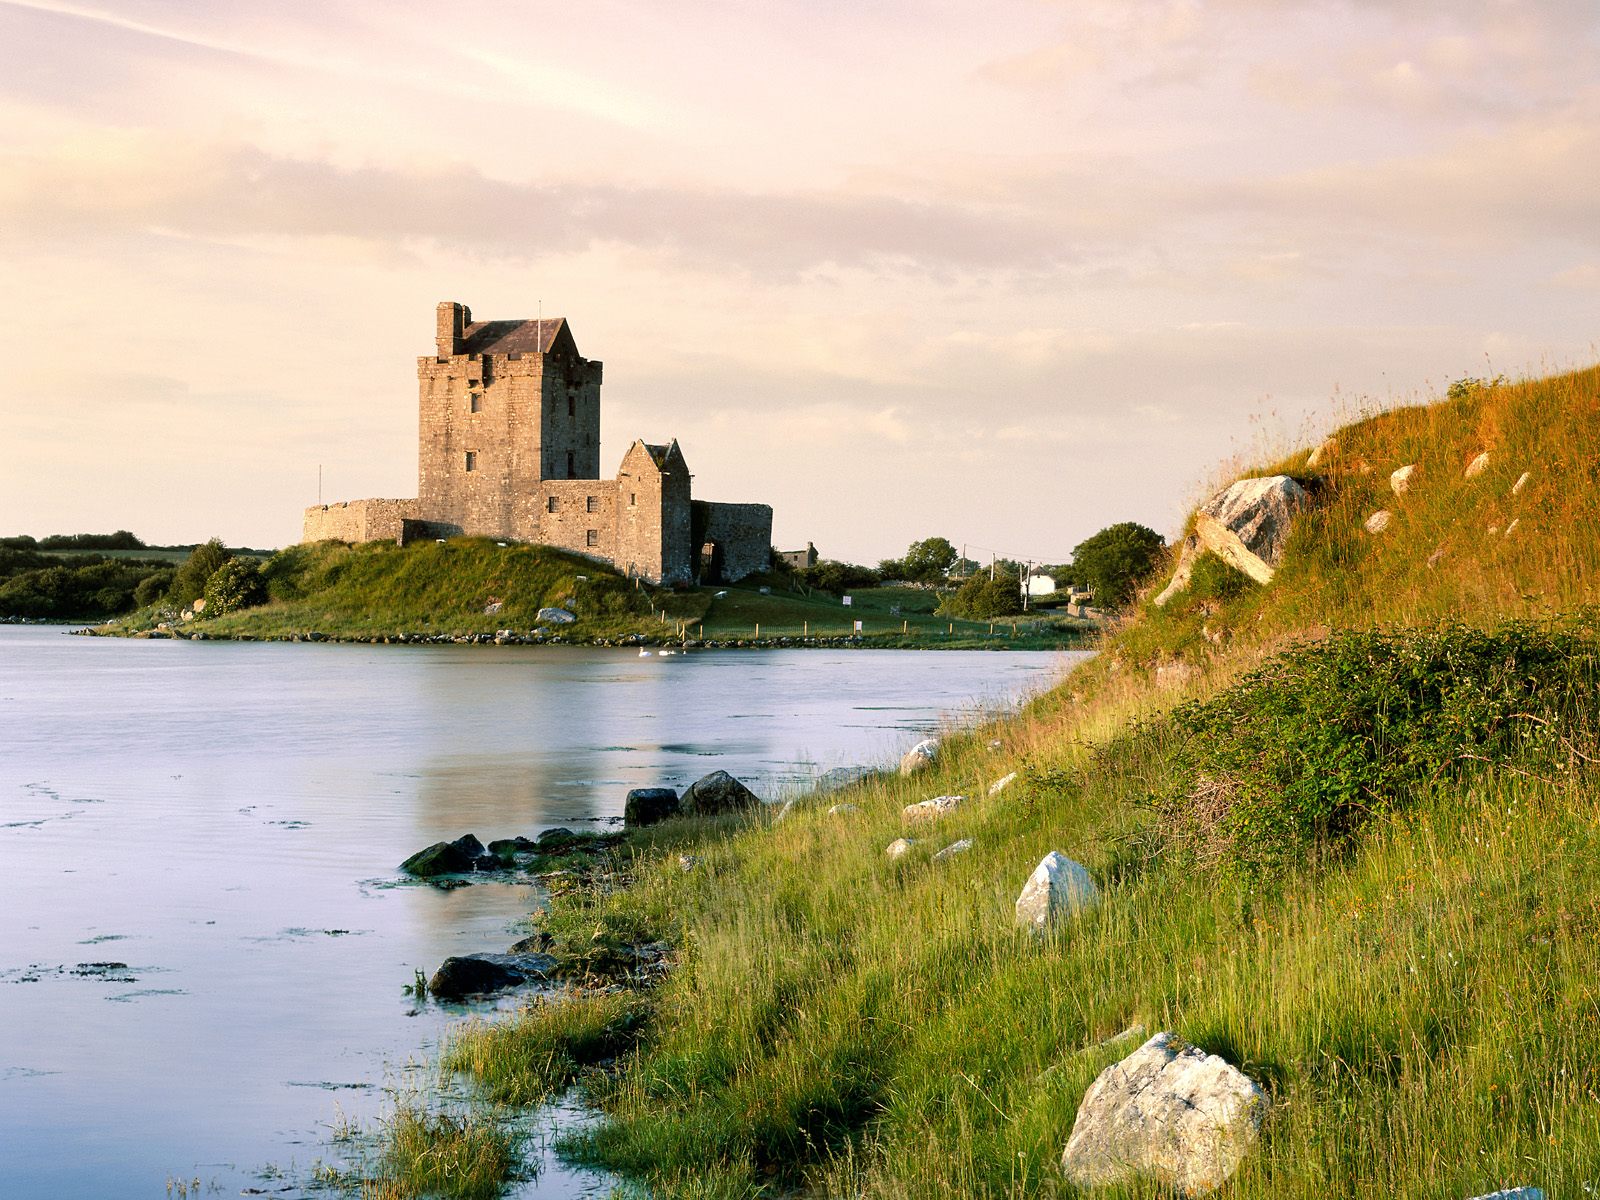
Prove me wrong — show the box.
[902,795,964,824]
[624,787,680,828]
[899,738,940,776]
[487,836,538,861]
[535,827,582,851]
[1307,437,1337,467]
[1015,852,1100,932]
[988,772,1018,797]
[1364,510,1393,534]
[1061,1032,1265,1195]
[536,606,577,625]
[1512,470,1532,496]
[400,834,495,877]
[508,932,553,953]
[1155,476,1308,604]
[1390,463,1418,494]
[681,770,762,816]
[885,837,916,860]
[816,765,872,792]
[428,951,556,1000]
[1465,451,1492,478]
[932,838,973,861]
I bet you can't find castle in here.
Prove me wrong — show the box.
[302,302,773,585]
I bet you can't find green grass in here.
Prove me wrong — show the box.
[350,1105,517,1200]
[371,362,1600,1197]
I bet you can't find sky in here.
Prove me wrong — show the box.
[1,0,1597,564]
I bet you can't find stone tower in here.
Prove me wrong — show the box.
[417,301,604,539]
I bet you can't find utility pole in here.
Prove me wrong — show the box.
[1022,560,1032,611]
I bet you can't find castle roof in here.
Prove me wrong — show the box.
[460,317,568,356]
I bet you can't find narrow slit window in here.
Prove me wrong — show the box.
[469,393,481,413]
[546,495,558,513]
[566,451,575,478]
[464,451,477,472]
[567,395,576,418]
[629,493,636,507]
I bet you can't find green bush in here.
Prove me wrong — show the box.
[201,558,266,616]
[133,569,176,609]
[169,538,230,606]
[1152,621,1600,876]
[1070,521,1166,609]
[940,572,1023,618]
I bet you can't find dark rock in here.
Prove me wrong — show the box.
[508,931,554,953]
[535,826,580,850]
[624,787,680,828]
[400,833,493,877]
[487,836,538,861]
[427,951,557,999]
[681,770,762,816]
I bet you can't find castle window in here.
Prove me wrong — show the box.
[629,493,636,507]
[586,495,598,513]
[567,451,575,479]
[567,395,575,418]
[465,451,477,472]
[546,495,558,513]
[586,529,599,548]
[469,393,481,413]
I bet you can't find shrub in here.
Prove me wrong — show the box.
[169,538,230,606]
[800,560,882,594]
[940,572,1023,618]
[133,569,175,609]
[1151,621,1600,876]
[201,558,266,616]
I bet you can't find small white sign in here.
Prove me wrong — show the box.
[842,595,853,606]
[853,620,863,632]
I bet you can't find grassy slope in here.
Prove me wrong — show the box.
[415,366,1600,1200]
[117,539,1085,648]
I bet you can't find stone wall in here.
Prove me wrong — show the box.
[695,501,773,583]
[534,480,619,565]
[302,498,421,544]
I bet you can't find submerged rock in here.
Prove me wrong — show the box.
[1061,1032,1265,1195]
[1015,851,1100,933]
[428,951,556,999]
[400,834,495,877]
[681,770,761,816]
[624,788,680,828]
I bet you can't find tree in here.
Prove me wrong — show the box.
[169,538,231,606]
[202,558,267,616]
[1068,522,1165,609]
[901,536,958,585]
[941,572,1023,619]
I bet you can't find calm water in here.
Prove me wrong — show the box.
[0,627,1082,1197]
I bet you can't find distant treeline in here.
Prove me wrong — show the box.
[0,532,268,620]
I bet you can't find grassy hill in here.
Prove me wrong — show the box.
[101,537,1087,648]
[352,365,1600,1199]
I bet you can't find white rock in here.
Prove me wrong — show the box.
[192,597,208,614]
[772,799,797,822]
[899,738,939,776]
[902,795,964,824]
[677,854,700,872]
[827,803,859,816]
[1307,437,1337,467]
[1465,450,1492,478]
[536,606,577,625]
[1512,470,1532,495]
[816,765,871,792]
[1155,475,1308,604]
[1504,518,1520,537]
[1427,547,1447,570]
[1364,510,1393,534]
[1390,463,1419,494]
[1015,852,1100,932]
[1061,1033,1266,1195]
[931,838,973,861]
[885,837,915,860]
[1465,1189,1544,1200]
[988,772,1018,797]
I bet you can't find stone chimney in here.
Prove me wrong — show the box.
[435,301,469,357]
